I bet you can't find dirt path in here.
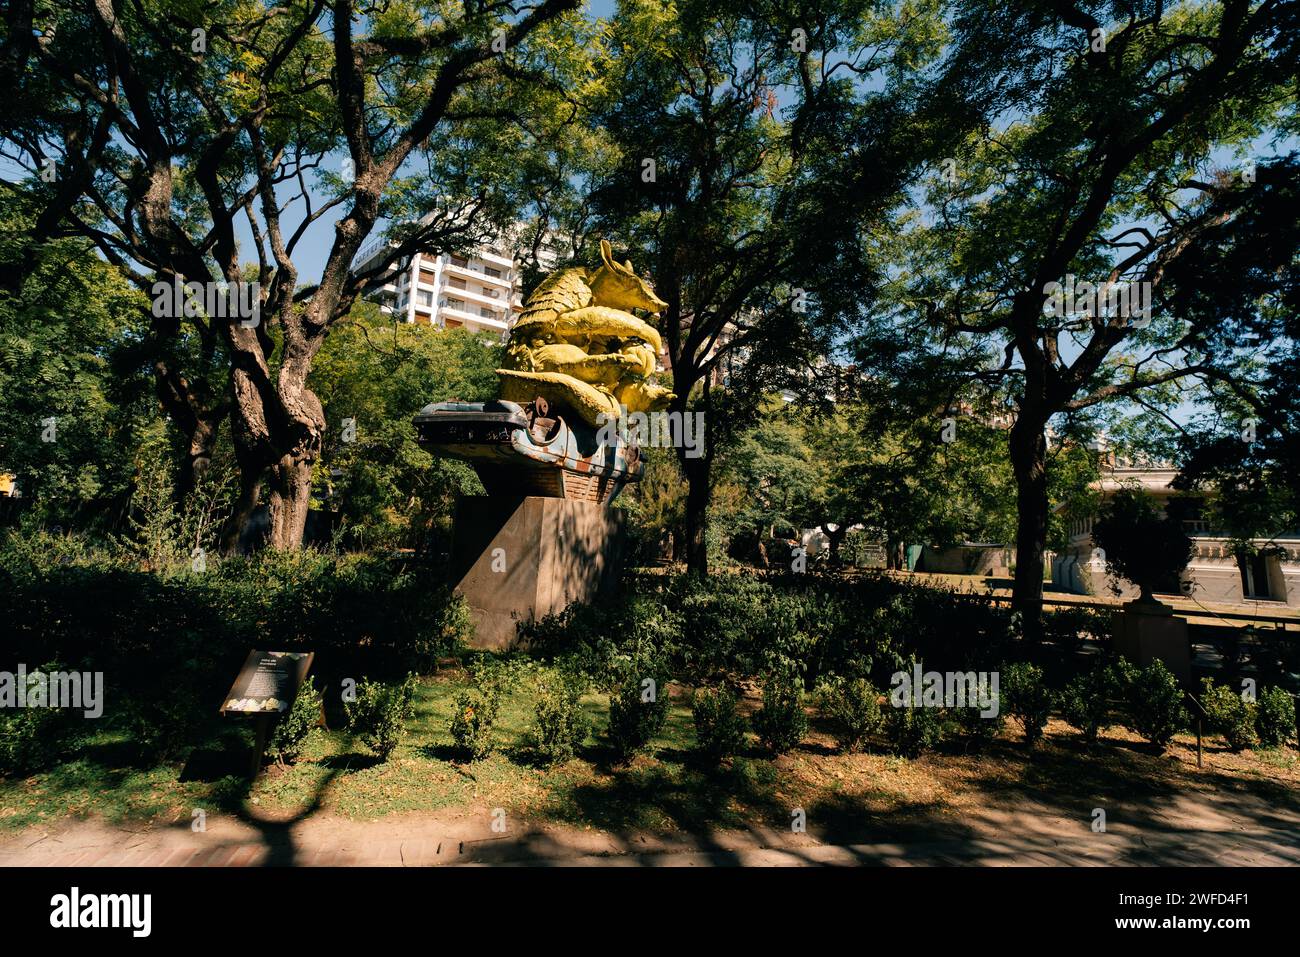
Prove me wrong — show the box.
[4,784,1298,866]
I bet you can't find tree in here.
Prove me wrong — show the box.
[887,0,1299,632]
[1092,487,1193,601]
[616,448,688,564]
[1,0,587,549]
[714,408,820,567]
[0,194,160,527]
[308,302,501,551]
[570,0,972,577]
[1169,156,1300,547]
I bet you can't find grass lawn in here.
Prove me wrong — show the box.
[3,669,1298,842]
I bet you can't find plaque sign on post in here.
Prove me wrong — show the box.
[220,651,314,776]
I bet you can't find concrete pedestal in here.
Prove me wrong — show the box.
[450,495,625,649]
[1112,598,1192,686]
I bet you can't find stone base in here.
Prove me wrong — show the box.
[450,495,625,650]
[1112,599,1192,686]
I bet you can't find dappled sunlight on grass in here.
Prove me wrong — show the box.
[3,673,1299,843]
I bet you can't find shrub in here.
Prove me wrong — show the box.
[413,591,475,668]
[344,674,417,761]
[450,688,499,761]
[751,668,809,754]
[692,685,747,762]
[1060,662,1117,743]
[815,676,882,753]
[526,671,589,766]
[883,698,942,757]
[955,688,1004,751]
[1043,607,1112,657]
[269,679,322,764]
[1003,662,1054,746]
[117,694,205,762]
[1200,679,1259,751]
[1256,687,1296,748]
[449,657,531,761]
[606,658,670,762]
[0,705,69,776]
[1116,659,1186,749]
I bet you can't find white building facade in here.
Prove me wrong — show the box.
[355,234,557,339]
[1052,466,1300,607]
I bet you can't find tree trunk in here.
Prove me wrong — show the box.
[266,454,314,550]
[220,467,262,555]
[221,333,326,551]
[1009,413,1050,641]
[150,359,227,510]
[176,410,223,504]
[822,524,847,567]
[681,453,710,578]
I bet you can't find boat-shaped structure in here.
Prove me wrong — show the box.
[413,398,642,504]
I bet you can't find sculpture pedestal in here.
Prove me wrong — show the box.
[450,495,625,650]
[1112,598,1192,686]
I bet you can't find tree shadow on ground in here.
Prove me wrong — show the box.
[315,752,383,772]
[170,730,384,865]
[804,734,1300,865]
[554,754,787,835]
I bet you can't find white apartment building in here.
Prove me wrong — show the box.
[355,232,558,338]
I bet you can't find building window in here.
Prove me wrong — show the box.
[447,276,467,289]
[479,306,496,319]
[444,298,465,311]
[1239,551,1276,600]
[416,290,433,308]
[483,266,501,278]
[448,254,468,268]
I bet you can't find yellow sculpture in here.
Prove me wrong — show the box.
[497,241,676,426]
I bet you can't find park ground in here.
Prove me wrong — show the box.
[3,670,1298,866]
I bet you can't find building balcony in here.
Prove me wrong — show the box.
[433,283,506,309]
[439,303,510,330]
[443,260,512,288]
[475,249,515,268]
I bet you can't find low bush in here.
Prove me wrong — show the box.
[344,674,417,761]
[883,699,943,757]
[1003,662,1053,746]
[525,671,589,766]
[1060,662,1118,744]
[117,693,207,763]
[606,656,671,762]
[449,657,532,761]
[0,703,70,776]
[269,678,322,764]
[751,667,809,755]
[692,685,747,762]
[1116,659,1186,749]
[955,691,1004,751]
[1256,687,1296,748]
[815,676,883,753]
[1200,679,1259,752]
[450,688,499,761]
